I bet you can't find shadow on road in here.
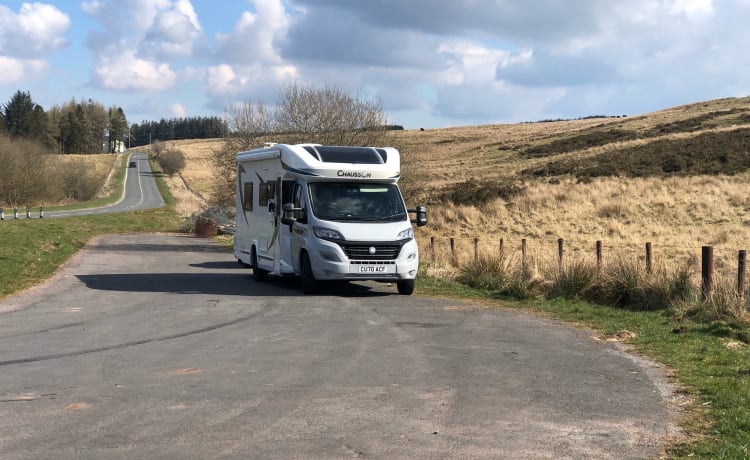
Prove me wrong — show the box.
[190,261,246,270]
[89,242,228,253]
[75,273,392,297]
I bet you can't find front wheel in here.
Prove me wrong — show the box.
[397,279,415,295]
[252,248,268,281]
[299,252,317,294]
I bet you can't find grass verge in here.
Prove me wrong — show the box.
[0,155,181,298]
[416,273,750,458]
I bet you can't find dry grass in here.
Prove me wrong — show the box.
[164,96,750,277]
[52,154,119,203]
[137,139,220,200]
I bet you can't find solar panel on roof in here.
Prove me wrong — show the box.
[315,146,383,164]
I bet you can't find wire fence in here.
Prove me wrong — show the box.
[418,235,750,302]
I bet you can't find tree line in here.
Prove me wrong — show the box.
[0,90,228,154]
[129,116,227,147]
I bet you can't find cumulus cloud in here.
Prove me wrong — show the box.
[140,0,203,59]
[0,3,70,58]
[91,50,176,91]
[214,0,289,64]
[203,62,298,105]
[82,0,206,92]
[279,5,438,69]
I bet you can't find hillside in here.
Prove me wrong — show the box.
[168,96,750,273]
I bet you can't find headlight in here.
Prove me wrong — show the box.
[397,227,414,240]
[314,226,344,240]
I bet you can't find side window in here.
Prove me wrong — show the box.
[259,179,278,205]
[258,181,269,207]
[293,183,307,223]
[242,183,253,211]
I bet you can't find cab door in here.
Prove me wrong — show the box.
[289,182,309,273]
[267,175,283,273]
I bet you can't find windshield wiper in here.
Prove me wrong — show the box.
[376,213,407,221]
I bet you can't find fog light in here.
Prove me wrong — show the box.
[321,252,341,262]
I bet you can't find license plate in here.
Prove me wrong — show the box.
[350,264,396,274]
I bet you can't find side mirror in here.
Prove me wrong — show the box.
[410,205,428,227]
[281,203,296,225]
[282,203,305,225]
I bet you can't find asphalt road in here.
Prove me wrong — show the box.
[42,152,163,218]
[0,233,680,459]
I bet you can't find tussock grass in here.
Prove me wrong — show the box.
[451,250,749,325]
[545,257,599,300]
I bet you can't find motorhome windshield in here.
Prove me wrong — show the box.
[309,182,407,222]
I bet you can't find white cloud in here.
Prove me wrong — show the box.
[0,57,47,85]
[0,57,26,84]
[206,64,242,96]
[437,40,511,85]
[669,0,714,20]
[169,102,188,117]
[203,62,298,101]
[0,3,70,58]
[141,0,203,59]
[215,0,289,64]
[92,50,176,91]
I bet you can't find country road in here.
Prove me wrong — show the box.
[42,152,163,218]
[0,233,680,459]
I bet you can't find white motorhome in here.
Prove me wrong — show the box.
[233,143,427,295]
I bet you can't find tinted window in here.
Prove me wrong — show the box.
[308,182,407,222]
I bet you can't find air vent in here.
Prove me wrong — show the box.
[339,242,404,260]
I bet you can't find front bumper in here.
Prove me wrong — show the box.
[308,238,420,281]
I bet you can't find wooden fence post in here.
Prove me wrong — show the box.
[521,239,527,267]
[596,240,602,271]
[645,242,652,274]
[450,238,456,266]
[702,246,714,300]
[499,238,504,258]
[474,237,479,261]
[557,238,564,270]
[430,236,435,262]
[738,250,746,300]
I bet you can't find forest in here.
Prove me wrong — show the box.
[0,90,227,154]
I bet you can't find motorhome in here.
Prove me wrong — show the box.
[233,143,427,295]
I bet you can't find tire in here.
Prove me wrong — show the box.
[397,279,415,295]
[299,252,317,294]
[251,248,267,281]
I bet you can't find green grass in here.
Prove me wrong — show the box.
[416,273,750,458]
[0,156,181,298]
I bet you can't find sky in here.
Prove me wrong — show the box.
[0,0,748,129]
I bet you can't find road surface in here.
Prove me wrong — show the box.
[42,152,163,218]
[0,233,680,459]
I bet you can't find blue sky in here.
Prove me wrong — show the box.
[1,0,748,129]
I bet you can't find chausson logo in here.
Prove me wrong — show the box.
[337,170,372,178]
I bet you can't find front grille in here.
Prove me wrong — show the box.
[340,242,404,261]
